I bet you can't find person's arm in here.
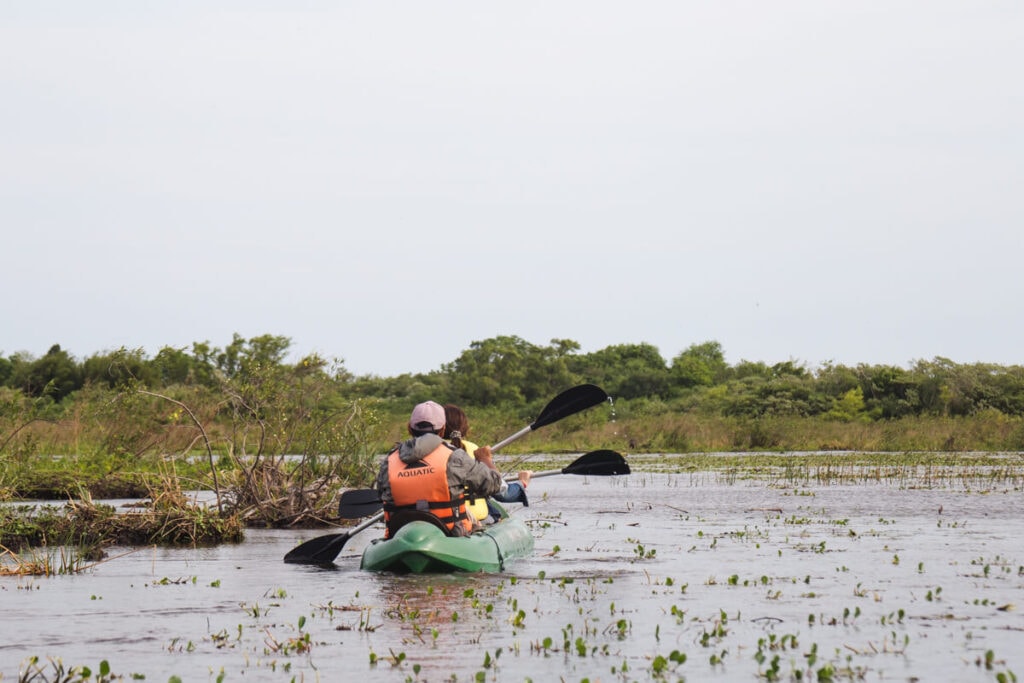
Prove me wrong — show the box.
[474,445,497,470]
[447,449,503,497]
[467,444,515,494]
[374,457,391,501]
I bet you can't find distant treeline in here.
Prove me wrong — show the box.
[3,333,1024,420]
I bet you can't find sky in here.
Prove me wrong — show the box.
[2,2,1022,377]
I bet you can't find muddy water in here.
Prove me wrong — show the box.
[2,461,1023,682]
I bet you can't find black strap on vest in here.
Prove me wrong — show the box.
[384,499,469,524]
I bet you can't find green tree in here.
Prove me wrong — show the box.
[570,343,670,399]
[910,357,957,415]
[189,341,219,387]
[856,364,922,418]
[215,333,291,379]
[730,360,772,381]
[82,347,158,389]
[987,364,1024,415]
[932,361,1024,417]
[152,346,195,386]
[670,341,728,389]
[444,335,534,405]
[0,354,12,387]
[442,335,579,406]
[769,360,808,378]
[815,362,862,399]
[19,344,82,401]
[826,386,869,422]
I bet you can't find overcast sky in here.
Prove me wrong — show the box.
[3,2,1022,377]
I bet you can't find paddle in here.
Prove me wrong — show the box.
[336,450,631,519]
[531,449,630,478]
[491,384,608,451]
[283,384,610,565]
[336,488,385,519]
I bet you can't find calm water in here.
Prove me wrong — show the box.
[2,459,1022,681]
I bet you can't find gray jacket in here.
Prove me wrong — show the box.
[375,433,504,505]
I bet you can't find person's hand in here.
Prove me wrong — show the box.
[475,445,497,470]
[517,470,532,488]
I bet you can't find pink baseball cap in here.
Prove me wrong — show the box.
[409,401,445,432]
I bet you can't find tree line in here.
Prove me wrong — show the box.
[3,333,1024,421]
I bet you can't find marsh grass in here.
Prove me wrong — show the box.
[0,545,64,576]
[622,452,1024,492]
[15,655,121,682]
[0,449,208,503]
[0,543,117,577]
[0,492,244,558]
[5,379,1024,564]
[0,535,146,576]
[2,386,386,533]
[537,410,1024,454]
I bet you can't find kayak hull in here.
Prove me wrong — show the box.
[360,512,534,573]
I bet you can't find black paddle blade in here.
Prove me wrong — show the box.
[338,488,383,519]
[561,449,630,476]
[283,532,349,565]
[531,384,609,431]
[284,510,385,564]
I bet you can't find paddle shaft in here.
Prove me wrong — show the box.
[492,384,607,452]
[343,511,385,539]
[525,469,567,480]
[504,466,565,481]
[491,426,531,451]
[338,450,628,519]
[519,450,630,480]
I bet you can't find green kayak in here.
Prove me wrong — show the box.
[360,503,534,573]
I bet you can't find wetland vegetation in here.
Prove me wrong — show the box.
[2,334,1023,670]
[5,333,1024,467]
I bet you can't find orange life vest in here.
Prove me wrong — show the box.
[384,443,472,537]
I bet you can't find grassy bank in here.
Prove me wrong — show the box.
[5,408,1024,502]
[3,398,1023,565]
[466,407,1024,454]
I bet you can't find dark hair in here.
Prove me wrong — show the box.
[443,404,469,450]
[409,422,439,437]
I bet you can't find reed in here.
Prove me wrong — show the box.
[0,544,89,576]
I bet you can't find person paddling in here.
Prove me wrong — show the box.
[374,401,504,538]
[443,404,531,517]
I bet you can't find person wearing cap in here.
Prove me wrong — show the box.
[375,400,504,538]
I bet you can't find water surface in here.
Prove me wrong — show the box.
[2,459,1022,681]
